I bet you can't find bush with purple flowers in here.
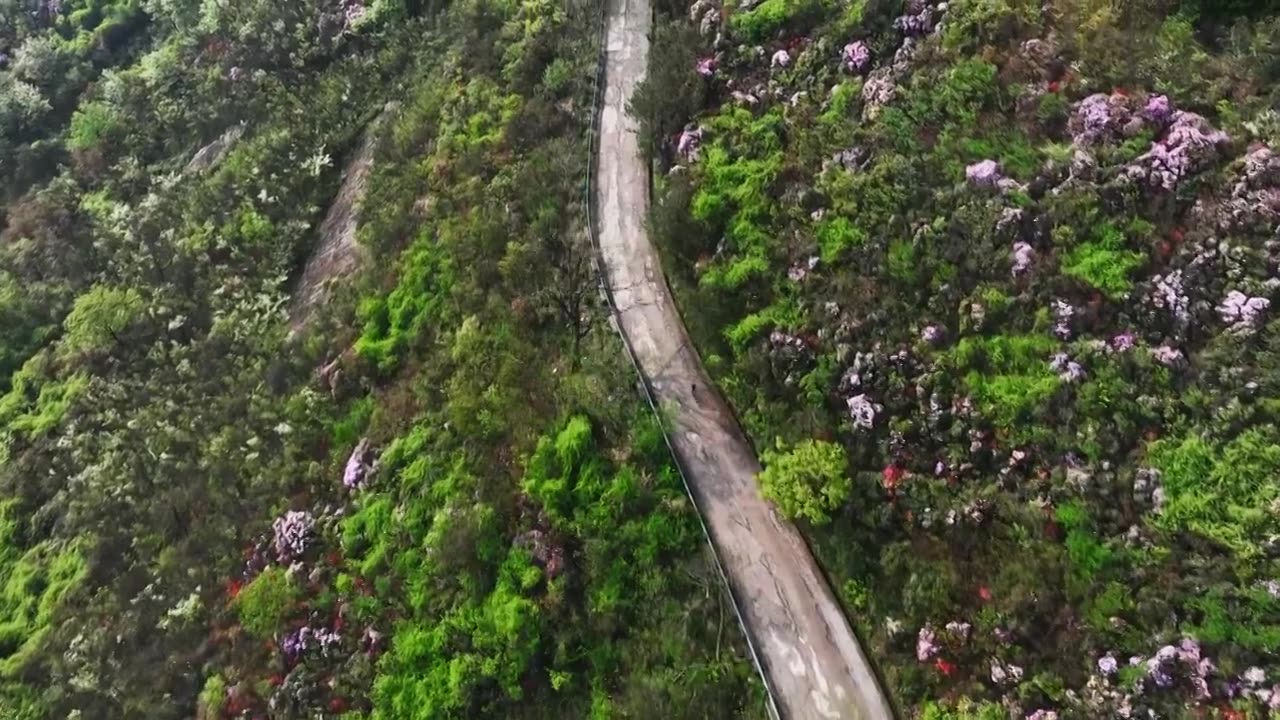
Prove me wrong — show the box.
[272,510,316,561]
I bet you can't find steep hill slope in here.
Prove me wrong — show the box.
[637,0,1280,717]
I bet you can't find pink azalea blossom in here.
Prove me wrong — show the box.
[1143,94,1172,125]
[917,626,938,661]
[343,438,373,490]
[1012,241,1035,276]
[842,41,871,73]
[677,126,703,160]
[272,510,315,561]
[966,159,1001,187]
[1098,654,1118,676]
[1217,290,1270,328]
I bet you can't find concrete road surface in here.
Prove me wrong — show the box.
[593,0,897,717]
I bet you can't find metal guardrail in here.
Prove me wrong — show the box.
[580,5,783,719]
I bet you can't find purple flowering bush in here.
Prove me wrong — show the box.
[273,510,316,561]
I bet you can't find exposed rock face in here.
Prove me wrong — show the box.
[289,102,397,331]
[184,123,246,175]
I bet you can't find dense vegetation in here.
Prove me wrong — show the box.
[0,0,767,717]
[637,0,1280,716]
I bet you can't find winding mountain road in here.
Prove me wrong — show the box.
[592,0,897,718]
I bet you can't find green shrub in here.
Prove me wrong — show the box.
[0,356,90,440]
[1061,222,1145,298]
[940,0,1039,54]
[1148,429,1280,557]
[342,497,397,577]
[724,299,802,351]
[0,518,85,676]
[523,415,596,524]
[730,0,823,42]
[371,550,545,718]
[689,111,785,289]
[198,674,226,718]
[0,682,46,720]
[758,439,851,525]
[1037,91,1071,126]
[67,101,121,151]
[540,58,572,96]
[948,334,1059,436]
[1056,502,1114,584]
[331,395,376,446]
[1085,581,1132,632]
[919,699,1006,720]
[817,217,867,262]
[234,567,298,638]
[887,238,919,283]
[907,60,999,129]
[61,285,145,356]
[819,80,863,126]
[1183,586,1280,653]
[354,231,453,374]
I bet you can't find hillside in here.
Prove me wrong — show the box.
[635,0,1280,717]
[0,0,765,718]
[5,0,1280,717]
